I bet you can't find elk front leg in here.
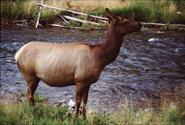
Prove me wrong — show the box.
[82,85,90,119]
[75,83,85,117]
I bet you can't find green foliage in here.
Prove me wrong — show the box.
[92,0,185,24]
[89,8,105,16]
[1,0,185,24]
[35,94,46,103]
[0,100,184,125]
[161,104,185,125]
[81,23,91,31]
[0,0,55,22]
[40,9,55,21]
[0,0,34,20]
[68,20,79,28]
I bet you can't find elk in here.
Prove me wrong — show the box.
[15,8,141,118]
[66,0,80,11]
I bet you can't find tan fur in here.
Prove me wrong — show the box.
[16,42,100,86]
[15,8,141,118]
[66,0,80,11]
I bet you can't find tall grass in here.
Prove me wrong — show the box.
[1,0,35,20]
[1,0,185,24]
[0,99,184,125]
[99,0,185,24]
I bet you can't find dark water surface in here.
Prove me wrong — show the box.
[1,26,185,112]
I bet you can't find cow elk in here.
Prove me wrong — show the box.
[15,8,141,118]
[66,0,80,11]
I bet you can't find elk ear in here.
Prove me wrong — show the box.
[105,8,115,23]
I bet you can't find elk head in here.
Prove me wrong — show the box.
[105,8,142,36]
[66,0,72,8]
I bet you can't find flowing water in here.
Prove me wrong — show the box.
[0,26,185,112]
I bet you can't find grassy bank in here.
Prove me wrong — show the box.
[109,0,185,24]
[0,98,185,125]
[1,0,185,25]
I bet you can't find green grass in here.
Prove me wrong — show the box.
[0,102,115,125]
[1,0,34,20]
[0,0,55,23]
[0,96,185,125]
[91,0,185,24]
[1,0,185,25]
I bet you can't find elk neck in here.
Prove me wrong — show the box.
[94,24,124,68]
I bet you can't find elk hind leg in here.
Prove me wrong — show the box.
[24,75,39,106]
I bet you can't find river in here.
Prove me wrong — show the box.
[0,26,185,112]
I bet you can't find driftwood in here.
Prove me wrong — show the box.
[37,3,108,21]
[16,24,31,27]
[51,24,81,29]
[141,22,185,31]
[63,15,101,26]
[12,20,27,23]
[35,1,106,28]
[54,10,69,24]
[35,0,44,28]
[35,1,185,30]
[51,24,107,30]
[141,22,185,28]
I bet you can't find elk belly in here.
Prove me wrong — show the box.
[35,51,77,86]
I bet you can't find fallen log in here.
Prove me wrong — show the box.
[63,15,101,26]
[37,3,108,21]
[141,22,185,31]
[54,10,69,24]
[141,22,185,28]
[12,20,27,23]
[51,24,81,29]
[51,24,107,30]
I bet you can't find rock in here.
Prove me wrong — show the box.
[174,48,185,55]
[148,38,160,42]
[57,99,67,106]
[60,99,66,104]
[68,99,75,108]
[156,31,165,34]
[52,99,67,107]
[177,11,181,15]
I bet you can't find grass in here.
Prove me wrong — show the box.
[109,0,185,24]
[1,0,185,25]
[0,95,185,125]
[1,0,35,21]
[0,102,115,125]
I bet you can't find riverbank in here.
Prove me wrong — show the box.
[1,0,185,25]
[0,98,184,125]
